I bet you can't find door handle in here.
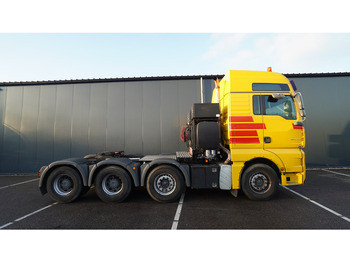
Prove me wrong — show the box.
[264,137,271,143]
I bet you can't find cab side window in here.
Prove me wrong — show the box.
[253,95,261,115]
[253,95,296,120]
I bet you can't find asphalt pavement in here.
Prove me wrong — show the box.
[1,169,350,229]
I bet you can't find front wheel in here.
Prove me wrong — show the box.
[146,165,185,203]
[241,164,279,200]
[47,166,83,203]
[94,166,132,203]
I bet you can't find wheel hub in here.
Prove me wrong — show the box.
[249,173,270,193]
[54,175,73,196]
[161,179,170,188]
[155,174,176,196]
[108,178,120,189]
[61,178,72,191]
[102,175,122,195]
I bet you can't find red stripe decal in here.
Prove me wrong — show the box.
[230,130,258,137]
[230,138,260,144]
[230,123,266,129]
[229,116,254,122]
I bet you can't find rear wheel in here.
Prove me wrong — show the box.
[47,166,83,203]
[241,164,279,200]
[94,166,132,203]
[146,165,185,203]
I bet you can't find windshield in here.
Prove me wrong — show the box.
[253,95,297,120]
[264,95,296,120]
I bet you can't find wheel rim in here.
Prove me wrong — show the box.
[154,173,176,196]
[53,174,74,196]
[102,174,123,195]
[249,172,271,193]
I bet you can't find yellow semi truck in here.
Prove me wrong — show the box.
[38,69,306,203]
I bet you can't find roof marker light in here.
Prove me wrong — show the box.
[267,67,272,72]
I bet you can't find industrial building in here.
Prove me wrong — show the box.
[0,72,349,173]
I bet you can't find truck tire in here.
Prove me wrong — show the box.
[47,166,83,203]
[146,165,185,203]
[94,166,132,203]
[241,164,278,200]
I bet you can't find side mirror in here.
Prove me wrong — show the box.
[294,92,306,119]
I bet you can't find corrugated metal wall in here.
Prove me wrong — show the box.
[289,76,350,167]
[1,74,350,173]
[0,79,210,173]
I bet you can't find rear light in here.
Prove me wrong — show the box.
[292,122,304,129]
[293,122,305,147]
[37,172,41,178]
[180,125,189,142]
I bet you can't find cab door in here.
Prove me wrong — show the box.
[260,94,304,172]
[262,95,302,148]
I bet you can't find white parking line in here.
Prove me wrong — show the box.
[0,202,58,229]
[322,169,350,178]
[282,186,350,223]
[0,178,39,190]
[171,192,185,230]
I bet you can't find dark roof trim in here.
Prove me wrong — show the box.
[0,74,223,87]
[284,72,350,78]
[1,72,350,87]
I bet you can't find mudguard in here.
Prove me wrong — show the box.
[140,158,190,187]
[88,158,140,187]
[38,158,90,194]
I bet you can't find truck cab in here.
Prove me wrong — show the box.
[212,69,306,199]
